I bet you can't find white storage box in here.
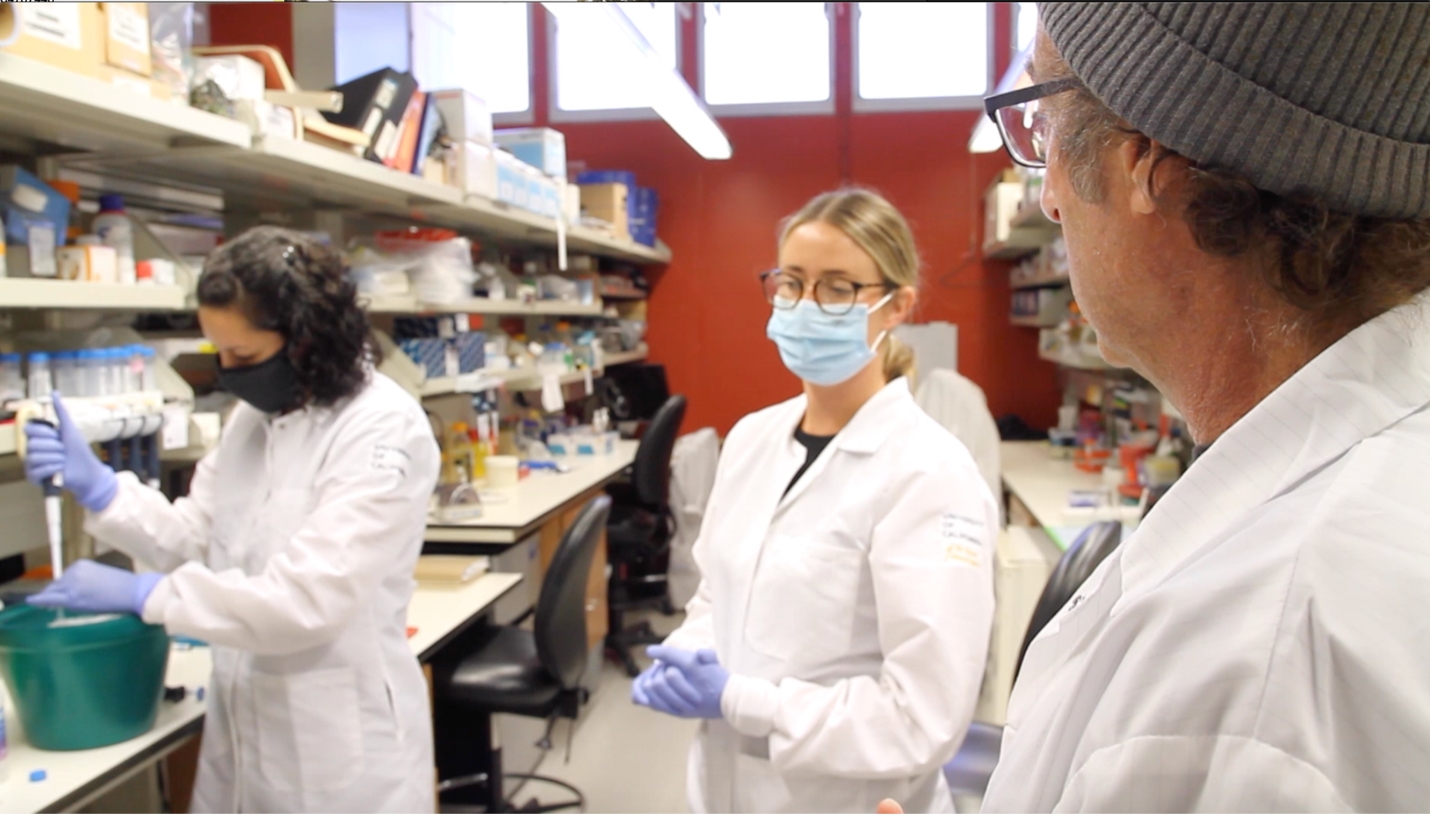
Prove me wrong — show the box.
[431,88,493,145]
[458,141,498,200]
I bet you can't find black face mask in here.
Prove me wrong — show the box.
[217,349,303,414]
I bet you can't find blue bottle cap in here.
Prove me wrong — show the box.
[98,193,125,212]
[27,352,49,364]
[0,352,20,363]
[29,769,46,783]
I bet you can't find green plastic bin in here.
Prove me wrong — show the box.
[0,605,169,751]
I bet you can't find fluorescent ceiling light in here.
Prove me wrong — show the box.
[544,3,732,160]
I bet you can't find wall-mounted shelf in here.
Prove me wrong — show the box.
[363,296,608,317]
[1010,203,1055,230]
[419,366,595,399]
[0,54,251,154]
[1011,314,1060,329]
[0,280,189,311]
[984,238,1045,261]
[603,344,649,367]
[1038,346,1113,371]
[1011,272,1071,290]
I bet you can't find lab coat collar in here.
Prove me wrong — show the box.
[832,377,913,454]
[773,378,913,512]
[1114,292,1430,613]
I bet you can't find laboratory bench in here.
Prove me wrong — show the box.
[1000,440,1110,550]
[423,439,639,550]
[0,572,522,814]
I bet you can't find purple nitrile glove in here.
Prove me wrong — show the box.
[27,559,163,616]
[24,392,118,512]
[644,645,730,721]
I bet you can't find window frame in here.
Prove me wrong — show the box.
[850,2,994,114]
[546,4,682,124]
[472,4,534,126]
[697,2,837,118]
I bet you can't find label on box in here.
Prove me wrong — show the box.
[162,404,191,451]
[107,6,149,54]
[27,225,57,277]
[375,78,399,110]
[20,5,82,50]
[361,107,384,138]
[374,120,399,162]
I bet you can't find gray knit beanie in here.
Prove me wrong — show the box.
[1039,3,1430,219]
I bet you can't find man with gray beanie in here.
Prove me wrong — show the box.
[973,2,1430,812]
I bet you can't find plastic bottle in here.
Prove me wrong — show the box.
[472,415,491,481]
[138,346,158,392]
[450,422,476,484]
[76,349,99,397]
[92,195,137,285]
[0,353,22,402]
[26,352,52,400]
[45,180,85,242]
[106,348,126,395]
[125,346,145,393]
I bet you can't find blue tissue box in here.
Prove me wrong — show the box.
[454,332,486,374]
[399,338,452,379]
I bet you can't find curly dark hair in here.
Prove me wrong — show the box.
[197,226,376,407]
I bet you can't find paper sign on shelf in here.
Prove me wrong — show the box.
[20,5,83,50]
[161,404,191,451]
[540,372,564,413]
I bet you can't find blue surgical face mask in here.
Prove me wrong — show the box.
[766,292,894,386]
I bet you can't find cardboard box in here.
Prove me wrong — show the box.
[495,149,529,209]
[97,64,176,102]
[580,183,629,238]
[4,4,105,78]
[431,89,493,145]
[528,174,562,220]
[495,128,566,178]
[458,141,498,200]
[59,244,119,283]
[101,3,151,77]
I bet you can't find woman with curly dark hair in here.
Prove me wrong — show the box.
[23,226,440,813]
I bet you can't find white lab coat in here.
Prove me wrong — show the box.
[87,372,440,813]
[664,378,996,813]
[984,294,1430,812]
[914,369,1003,524]
[666,427,721,609]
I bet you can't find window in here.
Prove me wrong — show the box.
[411,3,531,118]
[553,3,679,118]
[701,3,833,113]
[1015,2,1038,56]
[854,3,989,111]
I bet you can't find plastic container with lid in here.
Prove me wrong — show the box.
[138,346,158,392]
[0,352,22,402]
[25,352,51,400]
[51,350,78,397]
[124,346,145,393]
[0,605,169,751]
[92,195,136,285]
[77,349,101,397]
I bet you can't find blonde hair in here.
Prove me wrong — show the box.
[779,188,920,384]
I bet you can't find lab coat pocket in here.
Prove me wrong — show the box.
[254,667,365,795]
[745,536,863,665]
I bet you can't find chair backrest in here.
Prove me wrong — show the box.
[1014,520,1123,679]
[631,395,687,507]
[534,495,612,690]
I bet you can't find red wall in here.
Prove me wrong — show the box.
[209,3,1062,435]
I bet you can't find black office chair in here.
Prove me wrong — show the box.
[433,495,612,813]
[942,520,1124,798]
[604,394,687,677]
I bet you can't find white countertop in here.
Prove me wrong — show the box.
[0,572,522,813]
[425,439,639,544]
[407,572,523,660]
[1000,441,1110,550]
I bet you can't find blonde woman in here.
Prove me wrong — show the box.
[631,189,996,813]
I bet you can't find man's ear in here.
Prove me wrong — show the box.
[1121,138,1186,216]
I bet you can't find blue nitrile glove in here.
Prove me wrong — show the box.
[633,658,700,717]
[25,392,119,512]
[27,559,163,616]
[644,645,731,721]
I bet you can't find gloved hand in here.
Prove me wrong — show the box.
[27,559,163,616]
[641,645,731,721]
[25,392,118,512]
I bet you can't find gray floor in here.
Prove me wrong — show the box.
[498,612,699,814]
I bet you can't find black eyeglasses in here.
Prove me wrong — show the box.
[759,269,892,316]
[983,78,1081,168]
